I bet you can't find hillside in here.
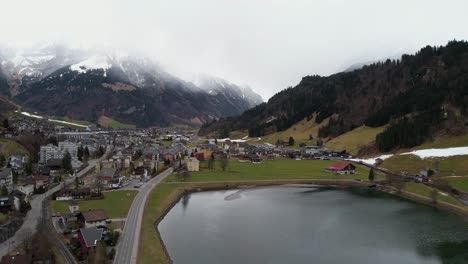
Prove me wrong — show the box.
[0,46,263,127]
[200,40,468,153]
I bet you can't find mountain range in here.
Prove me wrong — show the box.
[200,40,468,153]
[0,44,263,127]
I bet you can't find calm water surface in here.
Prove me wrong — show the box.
[158,187,468,264]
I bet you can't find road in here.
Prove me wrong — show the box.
[114,167,173,264]
[0,145,112,259]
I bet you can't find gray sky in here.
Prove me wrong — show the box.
[2,0,468,99]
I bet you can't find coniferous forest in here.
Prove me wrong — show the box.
[200,40,468,152]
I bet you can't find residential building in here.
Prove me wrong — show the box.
[0,168,13,190]
[185,157,200,172]
[24,175,50,188]
[11,190,26,211]
[78,226,104,253]
[0,196,15,213]
[39,141,82,170]
[96,168,120,189]
[80,209,108,228]
[325,162,356,174]
[69,200,79,213]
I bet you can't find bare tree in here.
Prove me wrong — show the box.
[430,188,438,204]
[220,156,229,172]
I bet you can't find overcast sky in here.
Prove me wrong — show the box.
[2,0,468,99]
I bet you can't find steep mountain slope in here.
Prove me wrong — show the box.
[0,46,263,127]
[200,40,468,152]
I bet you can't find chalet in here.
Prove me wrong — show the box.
[325,162,356,174]
[78,226,104,253]
[25,175,50,188]
[97,168,120,188]
[80,209,108,228]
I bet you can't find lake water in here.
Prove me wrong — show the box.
[158,187,468,264]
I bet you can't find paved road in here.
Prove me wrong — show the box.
[0,145,112,259]
[114,167,173,264]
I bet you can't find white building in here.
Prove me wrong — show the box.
[185,157,200,172]
[0,168,13,190]
[40,141,82,170]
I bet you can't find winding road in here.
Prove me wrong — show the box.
[114,167,173,264]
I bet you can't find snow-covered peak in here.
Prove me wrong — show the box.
[70,55,111,73]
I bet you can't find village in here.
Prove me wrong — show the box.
[0,112,464,263]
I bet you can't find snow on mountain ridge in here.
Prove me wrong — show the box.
[70,55,112,73]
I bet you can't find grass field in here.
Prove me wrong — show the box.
[380,154,468,177]
[325,125,386,155]
[398,134,468,153]
[49,190,137,218]
[0,138,29,157]
[445,177,468,192]
[252,116,329,147]
[138,183,186,264]
[97,115,136,129]
[403,182,461,205]
[166,158,379,182]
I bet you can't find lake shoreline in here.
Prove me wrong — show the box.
[146,179,468,264]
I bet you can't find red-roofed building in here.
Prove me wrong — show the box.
[325,162,356,174]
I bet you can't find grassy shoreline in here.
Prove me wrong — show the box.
[137,178,468,264]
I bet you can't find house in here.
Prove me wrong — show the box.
[325,162,356,174]
[96,168,120,188]
[222,140,232,151]
[193,152,204,161]
[8,154,28,172]
[303,146,322,157]
[24,175,50,188]
[0,253,32,264]
[0,168,13,190]
[80,209,108,228]
[15,184,34,197]
[69,200,79,213]
[11,190,27,211]
[185,157,200,172]
[61,211,81,230]
[77,226,104,253]
[0,196,15,213]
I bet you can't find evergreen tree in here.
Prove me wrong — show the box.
[288,136,295,146]
[77,145,83,161]
[220,155,229,171]
[62,151,73,174]
[1,185,8,196]
[84,146,90,158]
[2,119,8,129]
[0,154,5,167]
[368,168,375,182]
